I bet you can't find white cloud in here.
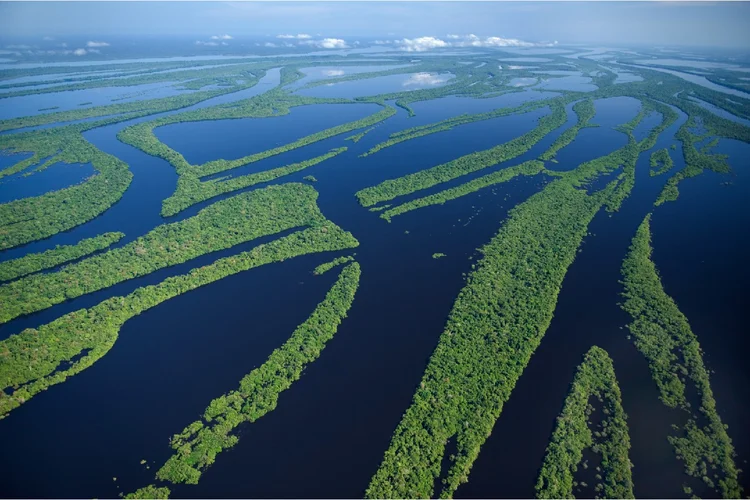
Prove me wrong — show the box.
[42,36,54,41]
[195,40,219,46]
[210,34,233,40]
[302,38,348,49]
[86,41,109,48]
[323,69,345,77]
[277,33,312,39]
[398,37,449,52]
[403,72,450,87]
[264,42,277,48]
[396,34,556,52]
[6,44,32,50]
[73,48,87,56]
[58,42,68,48]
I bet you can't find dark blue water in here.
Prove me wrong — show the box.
[0,161,95,203]
[0,69,748,500]
[154,103,381,166]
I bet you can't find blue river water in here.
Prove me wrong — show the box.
[0,67,748,499]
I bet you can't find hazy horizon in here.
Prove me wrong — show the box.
[1,1,749,49]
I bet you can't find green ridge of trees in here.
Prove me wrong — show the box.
[650,148,674,176]
[0,232,124,282]
[124,485,171,499]
[366,161,628,498]
[313,255,355,275]
[380,160,545,221]
[619,214,742,498]
[356,100,567,208]
[0,183,323,324]
[536,346,633,499]
[361,99,550,158]
[540,99,597,161]
[345,127,374,143]
[161,147,347,217]
[0,218,359,418]
[152,262,360,485]
[0,130,132,250]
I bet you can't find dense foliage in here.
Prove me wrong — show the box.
[356,100,567,208]
[161,147,347,216]
[540,99,596,161]
[313,255,355,275]
[366,161,627,498]
[649,148,674,176]
[0,213,359,418]
[0,232,123,282]
[535,346,633,499]
[620,215,741,498]
[379,160,545,221]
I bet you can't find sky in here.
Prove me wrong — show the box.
[1,1,749,49]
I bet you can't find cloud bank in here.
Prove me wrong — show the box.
[394,34,557,52]
[210,34,233,40]
[86,40,109,48]
[302,38,348,49]
[277,33,312,39]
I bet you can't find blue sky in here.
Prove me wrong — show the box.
[1,1,749,48]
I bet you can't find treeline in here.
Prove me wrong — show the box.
[356,100,567,208]
[313,255,355,275]
[153,262,360,485]
[361,99,550,158]
[649,148,674,176]
[160,147,347,217]
[620,215,741,498]
[536,346,633,499]
[0,184,323,324]
[0,205,359,418]
[379,160,545,221]
[0,232,124,282]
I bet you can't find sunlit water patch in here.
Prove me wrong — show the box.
[294,72,454,99]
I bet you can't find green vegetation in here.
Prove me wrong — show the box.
[536,346,633,499]
[152,262,360,485]
[356,100,567,208]
[303,175,318,182]
[346,127,374,143]
[360,99,551,158]
[124,485,171,499]
[650,148,674,176]
[540,99,597,161]
[0,232,124,282]
[160,147,346,216]
[366,157,628,498]
[432,253,447,259]
[0,195,358,418]
[313,255,355,275]
[0,184,328,325]
[655,119,730,206]
[0,130,132,250]
[620,215,741,498]
[119,102,395,215]
[380,160,545,221]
